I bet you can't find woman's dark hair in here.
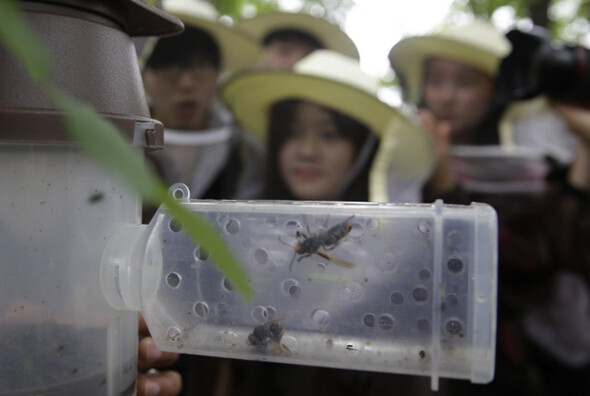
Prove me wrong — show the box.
[144,26,221,71]
[472,96,509,145]
[263,29,324,50]
[263,99,375,201]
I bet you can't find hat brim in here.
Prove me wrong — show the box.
[223,70,395,138]
[221,70,433,179]
[154,12,261,73]
[389,36,503,103]
[236,12,359,60]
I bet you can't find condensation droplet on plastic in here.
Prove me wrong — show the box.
[166,272,181,289]
[282,278,301,298]
[365,218,379,231]
[218,330,238,344]
[217,213,229,226]
[412,286,429,303]
[265,306,277,320]
[225,219,240,235]
[285,220,300,236]
[417,221,430,234]
[253,248,268,265]
[349,222,364,239]
[446,294,459,307]
[377,314,395,330]
[311,309,330,327]
[390,291,404,305]
[264,260,277,273]
[418,268,432,281]
[446,230,464,247]
[195,246,209,261]
[362,313,375,327]
[445,318,464,336]
[282,335,298,350]
[338,282,363,302]
[169,218,182,232]
[447,257,464,274]
[166,326,181,342]
[193,301,209,318]
[222,277,234,292]
[250,305,268,322]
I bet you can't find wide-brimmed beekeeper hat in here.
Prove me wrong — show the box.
[235,11,359,60]
[221,50,434,202]
[389,20,512,103]
[139,0,261,73]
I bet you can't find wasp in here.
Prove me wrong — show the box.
[280,215,356,271]
[248,320,290,353]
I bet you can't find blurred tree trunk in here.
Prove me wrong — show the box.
[529,0,552,27]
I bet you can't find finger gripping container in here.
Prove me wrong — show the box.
[101,184,498,390]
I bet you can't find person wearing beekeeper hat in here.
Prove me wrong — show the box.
[235,10,359,70]
[140,0,264,212]
[390,19,590,395]
[389,19,583,197]
[222,49,433,203]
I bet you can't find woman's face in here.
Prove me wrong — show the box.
[279,102,356,200]
[422,58,495,143]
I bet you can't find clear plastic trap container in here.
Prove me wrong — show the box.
[102,184,498,390]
